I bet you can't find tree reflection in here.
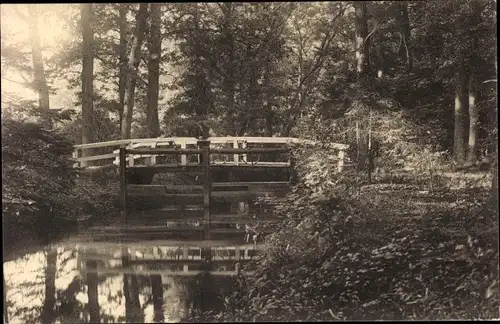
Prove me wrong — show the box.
[4,275,9,324]
[41,247,56,324]
[86,258,100,323]
[122,248,144,323]
[150,275,164,323]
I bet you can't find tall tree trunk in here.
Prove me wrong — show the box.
[354,2,370,78]
[221,3,237,136]
[146,3,161,138]
[16,5,51,128]
[27,6,50,112]
[467,75,479,164]
[81,4,95,157]
[121,4,149,139]
[118,3,128,126]
[86,259,100,323]
[150,275,164,323]
[395,1,412,72]
[41,248,56,324]
[454,56,469,164]
[354,1,370,172]
[491,135,498,199]
[467,0,483,165]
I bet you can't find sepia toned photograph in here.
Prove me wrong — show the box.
[1,2,498,322]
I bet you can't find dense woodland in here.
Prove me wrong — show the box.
[1,1,499,321]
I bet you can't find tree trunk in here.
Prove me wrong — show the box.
[354,1,370,172]
[467,75,479,164]
[151,275,164,323]
[146,3,161,138]
[25,6,50,127]
[121,4,149,139]
[222,3,237,136]
[41,248,56,324]
[81,4,95,155]
[467,0,483,165]
[354,2,370,77]
[86,259,100,323]
[395,1,412,72]
[454,56,469,164]
[118,3,128,126]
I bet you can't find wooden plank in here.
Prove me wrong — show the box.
[122,259,253,266]
[210,148,290,154]
[127,210,273,220]
[208,136,295,144]
[211,162,290,168]
[79,268,253,276]
[126,218,279,225]
[74,139,132,149]
[212,181,289,188]
[76,153,117,162]
[86,226,271,235]
[127,183,288,193]
[66,240,266,249]
[132,164,204,173]
[128,184,203,191]
[127,190,285,199]
[127,148,203,155]
[127,185,203,196]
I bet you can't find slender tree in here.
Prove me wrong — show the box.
[467,0,483,164]
[121,4,149,139]
[81,3,95,151]
[354,1,370,172]
[118,3,128,126]
[13,5,51,126]
[146,3,162,138]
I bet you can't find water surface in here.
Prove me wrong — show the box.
[3,240,240,323]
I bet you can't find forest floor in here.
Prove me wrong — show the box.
[328,170,499,319]
[206,169,499,321]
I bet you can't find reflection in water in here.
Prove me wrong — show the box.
[151,275,164,323]
[86,255,100,323]
[42,248,57,324]
[3,243,237,323]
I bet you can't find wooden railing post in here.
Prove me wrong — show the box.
[73,149,80,168]
[180,140,187,165]
[119,146,127,223]
[198,139,211,240]
[338,148,345,172]
[233,140,239,166]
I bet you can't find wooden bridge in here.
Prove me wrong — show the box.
[73,137,349,276]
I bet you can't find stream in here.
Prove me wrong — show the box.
[3,238,239,323]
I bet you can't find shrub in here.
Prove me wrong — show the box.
[2,117,120,249]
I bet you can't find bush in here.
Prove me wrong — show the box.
[2,118,119,249]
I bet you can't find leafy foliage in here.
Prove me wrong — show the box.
[1,116,119,250]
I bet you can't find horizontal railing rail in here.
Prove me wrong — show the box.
[73,137,350,171]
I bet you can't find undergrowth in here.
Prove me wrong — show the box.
[205,143,499,321]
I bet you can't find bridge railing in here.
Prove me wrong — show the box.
[73,137,350,172]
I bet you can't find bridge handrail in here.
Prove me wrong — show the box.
[73,137,349,170]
